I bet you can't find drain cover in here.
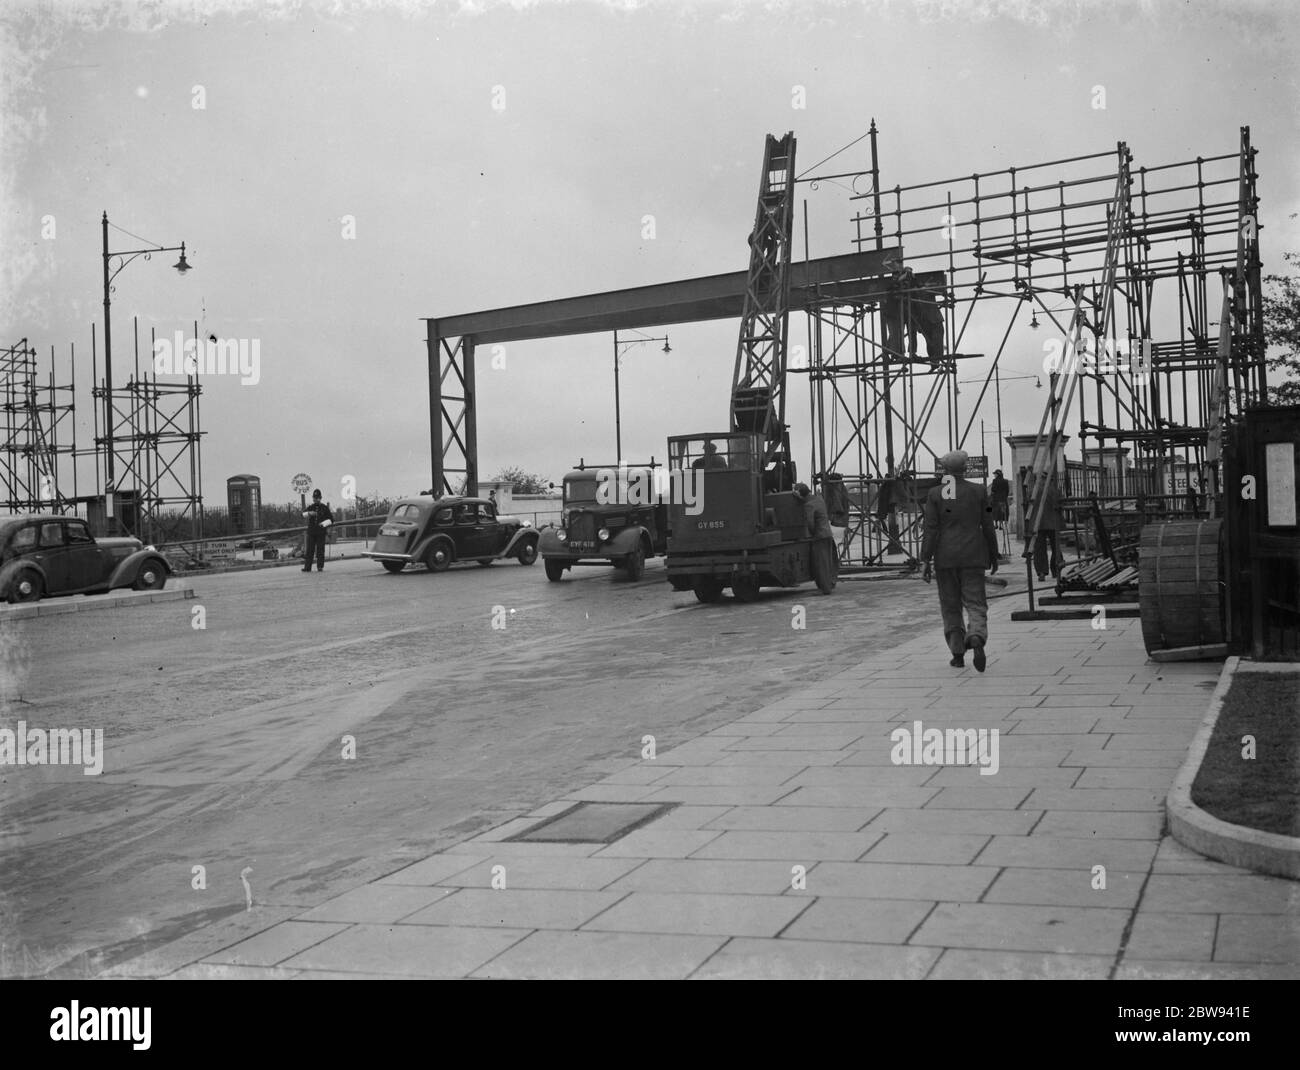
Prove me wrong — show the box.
[508,802,674,844]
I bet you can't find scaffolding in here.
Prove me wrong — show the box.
[0,338,77,514]
[797,123,1267,569]
[89,318,205,545]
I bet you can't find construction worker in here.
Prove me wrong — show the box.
[794,482,837,593]
[921,450,1000,671]
[693,440,728,470]
[302,489,333,572]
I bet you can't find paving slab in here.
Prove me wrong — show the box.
[403,888,624,930]
[431,855,647,891]
[688,829,881,862]
[475,930,725,979]
[983,866,1144,908]
[1123,912,1217,962]
[1115,960,1299,980]
[1140,874,1300,915]
[1214,914,1300,964]
[204,920,349,967]
[781,896,934,944]
[603,858,799,895]
[928,948,1113,979]
[580,891,808,938]
[704,805,879,833]
[865,808,1042,837]
[690,938,940,980]
[281,923,528,978]
[297,884,456,924]
[787,861,999,902]
[912,902,1130,955]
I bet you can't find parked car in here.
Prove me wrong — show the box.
[362,496,539,573]
[539,465,668,582]
[0,515,169,604]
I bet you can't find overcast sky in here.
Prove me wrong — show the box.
[3,0,1298,510]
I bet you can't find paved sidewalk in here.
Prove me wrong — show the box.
[133,595,1300,979]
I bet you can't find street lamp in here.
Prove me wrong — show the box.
[101,211,191,524]
[613,329,670,463]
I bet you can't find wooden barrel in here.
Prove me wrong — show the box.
[1138,518,1225,655]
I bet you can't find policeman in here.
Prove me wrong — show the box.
[302,489,333,572]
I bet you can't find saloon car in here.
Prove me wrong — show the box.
[362,496,539,573]
[0,515,169,604]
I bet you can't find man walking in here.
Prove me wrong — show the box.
[921,450,999,671]
[990,469,1010,529]
[302,489,333,572]
[1029,472,1063,582]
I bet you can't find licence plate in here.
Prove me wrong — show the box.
[569,541,595,551]
[380,526,400,536]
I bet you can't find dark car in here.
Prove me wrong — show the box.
[0,515,169,604]
[362,496,539,573]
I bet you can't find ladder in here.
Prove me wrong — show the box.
[730,132,797,469]
[1023,145,1131,582]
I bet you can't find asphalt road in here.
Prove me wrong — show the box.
[1,553,941,976]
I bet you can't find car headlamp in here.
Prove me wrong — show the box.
[597,527,610,542]
[556,530,567,542]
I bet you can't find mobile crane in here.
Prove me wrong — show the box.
[664,132,836,602]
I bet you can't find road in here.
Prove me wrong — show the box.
[0,554,940,976]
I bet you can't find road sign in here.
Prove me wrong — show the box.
[291,473,312,495]
[933,455,989,480]
[203,539,237,563]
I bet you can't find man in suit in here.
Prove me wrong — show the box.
[921,450,1000,671]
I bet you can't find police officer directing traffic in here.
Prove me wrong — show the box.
[302,489,333,573]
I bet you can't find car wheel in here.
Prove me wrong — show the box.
[477,558,494,567]
[381,561,405,573]
[623,543,646,581]
[133,561,167,591]
[668,575,693,592]
[7,569,42,604]
[693,576,723,603]
[731,577,761,602]
[516,540,538,566]
[425,543,452,572]
[544,559,566,582]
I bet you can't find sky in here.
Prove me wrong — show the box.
[2,0,1298,510]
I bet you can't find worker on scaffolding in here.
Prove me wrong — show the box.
[882,267,946,369]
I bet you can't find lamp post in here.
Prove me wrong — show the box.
[101,211,191,513]
[612,329,670,463]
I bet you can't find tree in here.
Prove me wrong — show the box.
[492,467,551,494]
[1263,243,1300,406]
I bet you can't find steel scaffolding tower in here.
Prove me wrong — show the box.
[90,318,205,545]
[797,124,1268,568]
[1,338,77,514]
